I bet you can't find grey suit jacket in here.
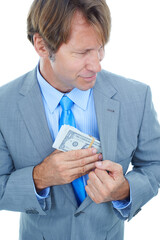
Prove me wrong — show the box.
[0,68,160,240]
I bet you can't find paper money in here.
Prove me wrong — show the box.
[52,125,101,153]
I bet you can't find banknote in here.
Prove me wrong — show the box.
[52,125,101,153]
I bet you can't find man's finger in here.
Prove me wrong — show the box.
[95,160,122,173]
[69,153,102,169]
[72,162,97,177]
[52,149,62,154]
[94,168,111,184]
[64,148,98,161]
[85,185,97,203]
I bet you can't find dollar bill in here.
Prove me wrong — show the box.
[52,125,101,153]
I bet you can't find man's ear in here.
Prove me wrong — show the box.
[33,33,49,58]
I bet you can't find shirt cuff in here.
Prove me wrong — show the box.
[34,187,50,200]
[112,190,132,218]
[112,197,131,210]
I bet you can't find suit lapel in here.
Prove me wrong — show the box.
[93,87,120,162]
[18,69,77,207]
[61,185,78,207]
[76,75,120,213]
[18,69,53,159]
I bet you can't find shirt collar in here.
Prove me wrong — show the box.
[66,88,91,111]
[37,64,91,113]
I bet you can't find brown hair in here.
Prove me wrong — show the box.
[27,0,111,54]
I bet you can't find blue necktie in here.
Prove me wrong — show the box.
[59,96,86,205]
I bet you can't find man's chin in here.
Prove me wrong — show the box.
[77,81,96,91]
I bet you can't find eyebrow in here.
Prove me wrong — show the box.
[72,47,92,52]
[73,45,103,52]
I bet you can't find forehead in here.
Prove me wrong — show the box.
[67,11,102,49]
[71,11,89,27]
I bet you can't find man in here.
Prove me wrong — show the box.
[0,0,160,239]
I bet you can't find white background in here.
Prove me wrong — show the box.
[0,0,160,239]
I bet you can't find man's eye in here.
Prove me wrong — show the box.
[78,52,87,55]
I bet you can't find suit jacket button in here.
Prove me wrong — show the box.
[74,211,84,217]
[25,209,39,214]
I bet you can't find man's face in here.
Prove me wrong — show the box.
[47,12,104,92]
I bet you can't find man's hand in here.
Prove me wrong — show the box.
[33,148,102,191]
[85,160,130,204]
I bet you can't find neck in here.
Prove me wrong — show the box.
[39,57,73,93]
[39,57,54,87]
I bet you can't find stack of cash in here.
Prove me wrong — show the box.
[52,125,101,153]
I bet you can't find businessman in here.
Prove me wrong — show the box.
[0,0,160,239]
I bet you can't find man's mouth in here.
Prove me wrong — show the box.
[80,74,97,81]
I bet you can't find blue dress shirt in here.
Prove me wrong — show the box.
[35,64,131,217]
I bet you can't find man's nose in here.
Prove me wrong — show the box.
[85,50,102,73]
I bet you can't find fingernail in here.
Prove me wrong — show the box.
[96,161,102,167]
[98,154,103,160]
[92,148,97,154]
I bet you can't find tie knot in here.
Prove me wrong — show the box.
[60,96,74,111]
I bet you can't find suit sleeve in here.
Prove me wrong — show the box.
[125,86,160,221]
[0,130,52,215]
